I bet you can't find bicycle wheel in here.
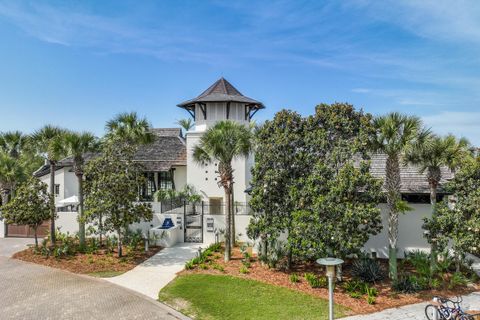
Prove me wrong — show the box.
[425,304,444,320]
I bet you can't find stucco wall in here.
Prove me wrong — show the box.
[186,131,250,204]
[38,167,78,204]
[0,221,5,238]
[363,203,432,258]
[173,166,187,191]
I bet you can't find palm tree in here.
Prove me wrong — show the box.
[0,152,24,206]
[32,125,67,243]
[372,112,429,281]
[0,131,29,159]
[176,118,194,135]
[105,112,154,145]
[405,134,470,268]
[64,131,99,249]
[192,121,253,261]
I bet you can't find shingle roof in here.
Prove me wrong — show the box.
[33,128,186,177]
[366,153,454,194]
[134,128,186,171]
[177,77,265,109]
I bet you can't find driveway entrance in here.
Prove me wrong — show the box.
[0,257,189,320]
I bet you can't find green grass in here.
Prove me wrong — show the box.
[87,270,125,278]
[159,274,347,320]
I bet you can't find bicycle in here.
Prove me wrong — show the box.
[425,296,480,320]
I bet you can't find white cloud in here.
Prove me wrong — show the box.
[352,88,371,93]
[422,111,480,144]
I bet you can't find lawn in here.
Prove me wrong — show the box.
[159,274,347,320]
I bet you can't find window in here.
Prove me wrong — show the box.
[159,171,173,190]
[54,184,60,196]
[139,172,156,201]
[209,198,223,215]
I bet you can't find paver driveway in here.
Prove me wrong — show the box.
[0,257,189,320]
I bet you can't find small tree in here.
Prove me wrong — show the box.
[84,140,153,257]
[423,156,480,271]
[0,177,52,247]
[247,110,305,269]
[193,121,253,262]
[372,112,428,281]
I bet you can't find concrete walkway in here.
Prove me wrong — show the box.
[0,238,34,257]
[342,292,480,320]
[107,242,202,299]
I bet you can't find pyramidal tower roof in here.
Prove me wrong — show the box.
[177,77,265,109]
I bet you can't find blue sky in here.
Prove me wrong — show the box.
[1,1,480,143]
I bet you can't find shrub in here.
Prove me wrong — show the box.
[242,261,251,269]
[199,263,208,270]
[405,250,431,278]
[304,273,326,288]
[240,265,249,274]
[185,261,195,270]
[429,278,441,289]
[392,275,423,293]
[289,273,300,283]
[366,296,376,305]
[212,263,225,272]
[351,257,385,283]
[448,272,469,289]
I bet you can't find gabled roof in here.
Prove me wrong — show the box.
[33,128,187,177]
[177,77,265,109]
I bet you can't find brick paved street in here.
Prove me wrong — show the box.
[0,257,190,320]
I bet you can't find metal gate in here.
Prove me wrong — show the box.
[184,203,203,243]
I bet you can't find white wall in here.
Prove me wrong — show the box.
[38,167,78,204]
[363,203,432,258]
[186,134,251,204]
[56,211,80,234]
[173,166,187,191]
[0,221,5,238]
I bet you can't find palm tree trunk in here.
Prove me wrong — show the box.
[49,161,56,244]
[428,169,440,272]
[386,154,401,281]
[230,187,235,247]
[77,173,85,249]
[224,187,231,262]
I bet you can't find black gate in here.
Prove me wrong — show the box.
[184,202,203,243]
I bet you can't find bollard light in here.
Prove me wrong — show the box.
[317,257,344,320]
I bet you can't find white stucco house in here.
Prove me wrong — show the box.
[0,78,454,258]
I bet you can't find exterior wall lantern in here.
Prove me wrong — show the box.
[316,257,344,320]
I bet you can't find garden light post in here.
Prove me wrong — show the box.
[317,257,344,320]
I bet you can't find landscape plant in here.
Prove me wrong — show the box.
[64,131,99,249]
[423,156,480,272]
[405,134,470,269]
[32,125,68,243]
[84,140,153,257]
[0,177,52,247]
[192,120,253,261]
[372,112,428,281]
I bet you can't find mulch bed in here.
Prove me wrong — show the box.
[13,246,162,275]
[180,246,479,316]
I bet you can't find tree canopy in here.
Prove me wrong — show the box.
[84,140,153,257]
[0,177,52,247]
[248,104,383,265]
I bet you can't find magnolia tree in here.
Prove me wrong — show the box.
[84,141,153,257]
[248,104,383,267]
[423,156,480,271]
[247,110,306,269]
[0,177,52,247]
